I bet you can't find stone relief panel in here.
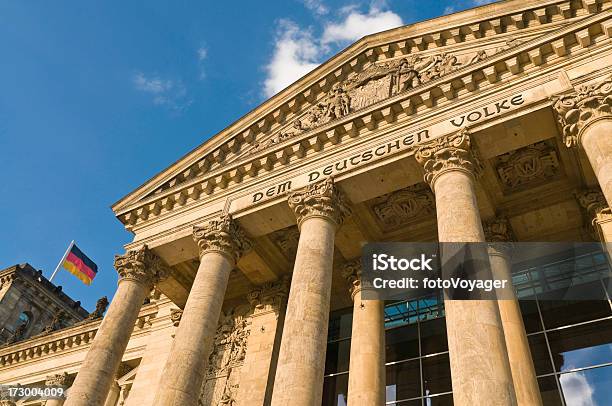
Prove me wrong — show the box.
[199,306,251,406]
[271,226,300,260]
[249,39,521,154]
[493,141,561,193]
[368,183,435,230]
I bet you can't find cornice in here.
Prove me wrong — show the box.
[111,0,608,216]
[0,307,158,369]
[114,10,612,232]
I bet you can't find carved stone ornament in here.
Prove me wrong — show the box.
[249,49,497,154]
[415,128,481,187]
[114,245,169,287]
[86,296,109,320]
[552,75,612,147]
[575,189,611,223]
[483,217,515,257]
[271,226,300,259]
[287,177,352,228]
[42,310,66,334]
[341,259,364,299]
[170,308,183,327]
[495,142,560,190]
[207,309,251,378]
[371,183,435,229]
[0,400,16,406]
[193,214,252,263]
[45,372,74,387]
[247,277,289,315]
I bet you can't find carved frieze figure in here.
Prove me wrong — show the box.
[248,48,499,155]
[86,296,109,320]
[247,277,290,315]
[42,311,66,334]
[5,321,27,344]
[552,75,612,147]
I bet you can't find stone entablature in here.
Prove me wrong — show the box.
[114,9,612,231]
[129,0,608,201]
[0,304,158,369]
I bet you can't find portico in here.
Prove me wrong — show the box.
[31,1,612,405]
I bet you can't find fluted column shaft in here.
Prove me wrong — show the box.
[65,246,166,406]
[152,215,251,406]
[270,178,351,406]
[416,130,517,406]
[484,219,542,406]
[343,260,385,406]
[554,76,612,206]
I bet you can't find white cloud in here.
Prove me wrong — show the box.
[559,372,596,406]
[321,3,403,45]
[444,6,455,15]
[197,46,208,79]
[133,72,191,112]
[263,20,321,97]
[302,0,328,15]
[263,2,403,97]
[473,0,497,5]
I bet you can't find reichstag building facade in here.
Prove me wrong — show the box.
[1,0,612,405]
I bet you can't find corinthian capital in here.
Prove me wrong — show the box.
[415,128,481,188]
[575,189,610,221]
[287,177,352,228]
[483,217,515,257]
[193,214,252,263]
[45,372,74,387]
[342,259,364,299]
[552,75,612,148]
[114,245,169,287]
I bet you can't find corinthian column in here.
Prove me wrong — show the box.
[576,189,612,243]
[65,246,167,406]
[415,130,517,406]
[270,178,351,406]
[484,218,542,406]
[342,259,385,406]
[44,372,74,406]
[152,214,251,406]
[553,76,612,206]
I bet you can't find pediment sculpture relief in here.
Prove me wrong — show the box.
[249,38,521,154]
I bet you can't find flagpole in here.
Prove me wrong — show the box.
[49,240,75,282]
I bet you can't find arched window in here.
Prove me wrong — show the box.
[18,311,32,327]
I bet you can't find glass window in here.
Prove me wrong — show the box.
[18,311,31,326]
[328,308,353,341]
[546,319,612,373]
[386,360,421,402]
[519,300,542,333]
[325,338,351,374]
[386,325,419,362]
[537,376,563,406]
[528,333,554,375]
[559,365,612,406]
[538,299,610,330]
[423,393,453,406]
[420,318,448,355]
[322,373,348,406]
[422,353,452,395]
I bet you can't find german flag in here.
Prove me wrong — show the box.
[63,244,98,285]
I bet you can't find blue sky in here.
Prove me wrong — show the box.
[0,0,494,311]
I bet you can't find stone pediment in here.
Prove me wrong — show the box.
[112,0,612,230]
